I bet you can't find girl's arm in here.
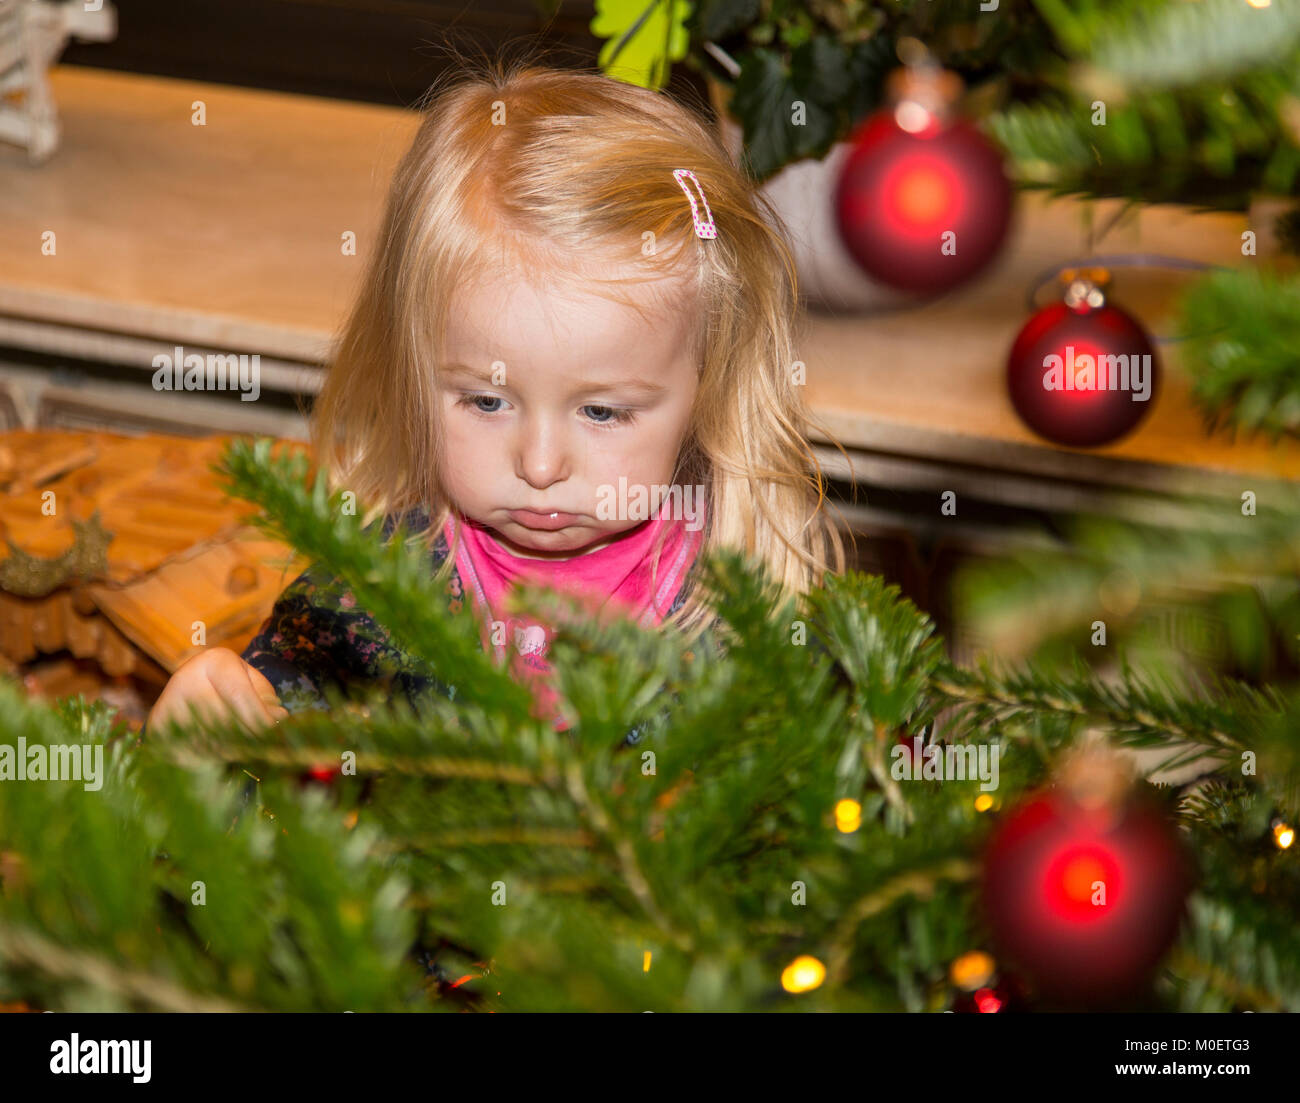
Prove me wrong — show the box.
[240,564,414,713]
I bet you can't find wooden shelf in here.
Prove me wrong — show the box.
[0,65,417,362]
[802,194,1300,498]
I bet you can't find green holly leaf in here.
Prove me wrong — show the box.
[730,46,836,181]
[844,33,895,124]
[790,35,851,106]
[591,0,695,90]
[693,0,759,42]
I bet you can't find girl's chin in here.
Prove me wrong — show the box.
[494,525,594,559]
[499,524,630,560]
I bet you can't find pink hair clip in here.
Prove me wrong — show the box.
[673,168,717,239]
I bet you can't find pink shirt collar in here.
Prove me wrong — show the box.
[443,501,706,728]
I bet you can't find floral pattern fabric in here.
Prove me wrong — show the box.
[240,508,715,745]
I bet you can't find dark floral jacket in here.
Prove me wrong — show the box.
[239,509,721,746]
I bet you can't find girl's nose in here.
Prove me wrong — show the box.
[514,419,571,489]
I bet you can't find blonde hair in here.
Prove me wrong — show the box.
[310,51,854,644]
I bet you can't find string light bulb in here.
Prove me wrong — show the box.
[781,955,826,994]
[1273,820,1294,849]
[950,950,995,991]
[834,799,862,833]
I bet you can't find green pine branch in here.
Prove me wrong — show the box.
[949,496,1300,815]
[3,438,1298,1010]
[0,688,421,1012]
[210,438,537,725]
[1176,267,1300,441]
[952,491,1300,663]
[1086,0,1300,90]
[988,0,1300,207]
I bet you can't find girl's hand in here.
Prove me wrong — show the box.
[146,647,290,735]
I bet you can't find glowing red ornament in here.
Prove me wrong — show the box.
[834,67,1013,296]
[980,748,1193,1004]
[1007,274,1160,447]
[302,763,339,785]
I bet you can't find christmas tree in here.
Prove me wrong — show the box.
[1,434,1296,1012]
[2,1,1300,1012]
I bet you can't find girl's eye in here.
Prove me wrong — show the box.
[459,394,505,415]
[582,405,636,428]
[457,394,635,428]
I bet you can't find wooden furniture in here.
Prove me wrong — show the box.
[800,204,1300,522]
[0,65,409,365]
[0,429,309,689]
[55,0,609,108]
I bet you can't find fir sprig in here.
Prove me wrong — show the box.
[952,493,1300,661]
[988,0,1300,206]
[0,684,420,1012]
[211,437,537,724]
[4,434,1297,1010]
[1176,267,1300,441]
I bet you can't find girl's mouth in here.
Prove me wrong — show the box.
[507,509,581,531]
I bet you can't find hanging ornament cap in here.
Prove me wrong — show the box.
[1059,267,1111,311]
[886,46,964,134]
[1056,735,1135,825]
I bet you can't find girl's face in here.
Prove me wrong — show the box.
[438,264,699,560]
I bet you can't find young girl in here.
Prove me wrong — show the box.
[146,58,849,740]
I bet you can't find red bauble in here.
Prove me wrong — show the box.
[301,764,339,785]
[980,788,1193,1004]
[834,108,1013,296]
[1007,297,1160,447]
